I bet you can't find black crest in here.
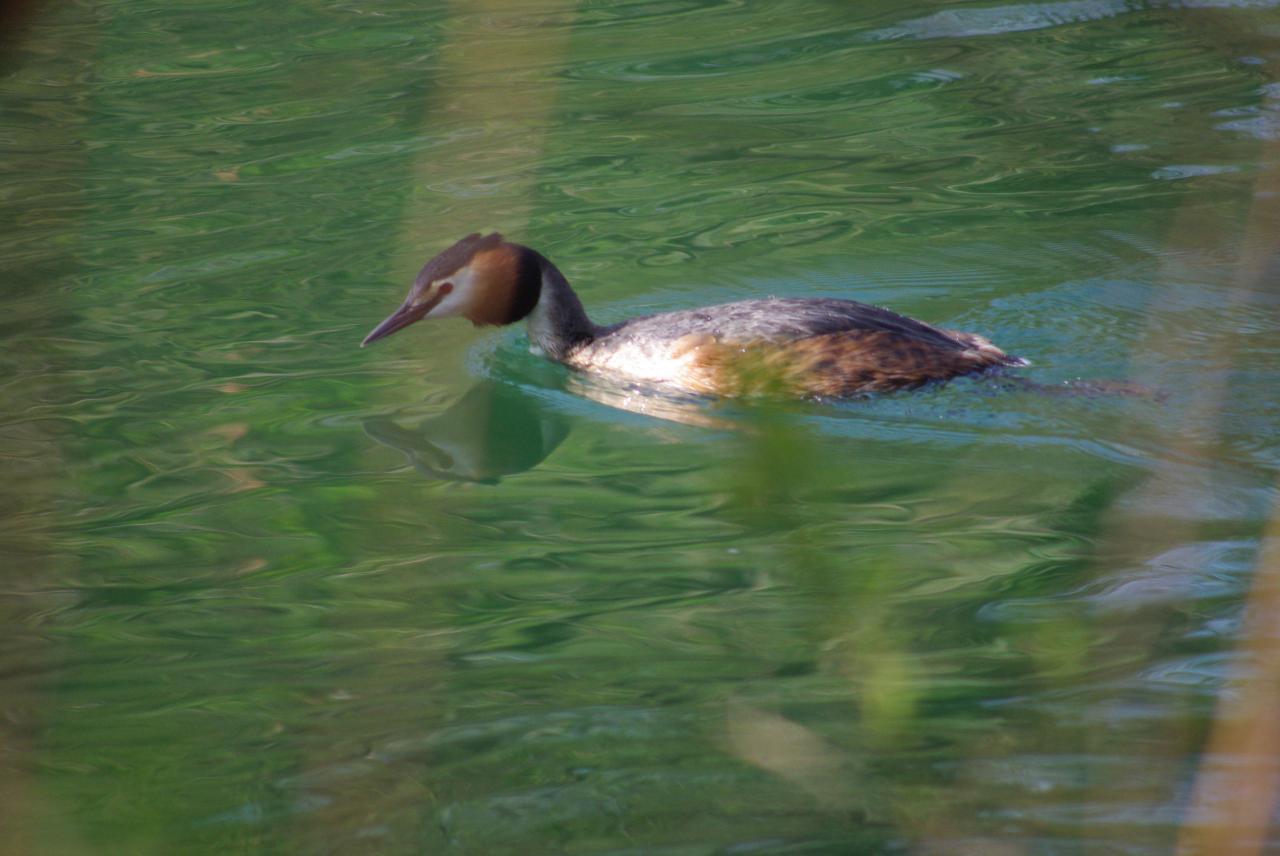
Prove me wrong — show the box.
[413,232,505,288]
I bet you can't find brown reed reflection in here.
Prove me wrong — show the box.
[1172,11,1280,849]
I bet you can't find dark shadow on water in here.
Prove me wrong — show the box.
[362,381,569,483]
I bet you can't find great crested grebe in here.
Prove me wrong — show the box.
[361,233,1028,398]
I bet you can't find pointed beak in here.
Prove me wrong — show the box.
[361,288,448,347]
[362,301,425,347]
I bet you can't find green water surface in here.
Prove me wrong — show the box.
[3,0,1279,853]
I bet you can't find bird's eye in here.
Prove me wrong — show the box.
[439,282,454,295]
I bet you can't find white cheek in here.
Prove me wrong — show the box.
[425,268,478,318]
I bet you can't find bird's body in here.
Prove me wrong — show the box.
[362,233,1026,398]
[563,297,1022,397]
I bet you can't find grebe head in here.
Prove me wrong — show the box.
[361,232,542,347]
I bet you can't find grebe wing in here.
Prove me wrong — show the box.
[605,298,970,352]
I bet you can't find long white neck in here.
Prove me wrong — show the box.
[524,255,601,361]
